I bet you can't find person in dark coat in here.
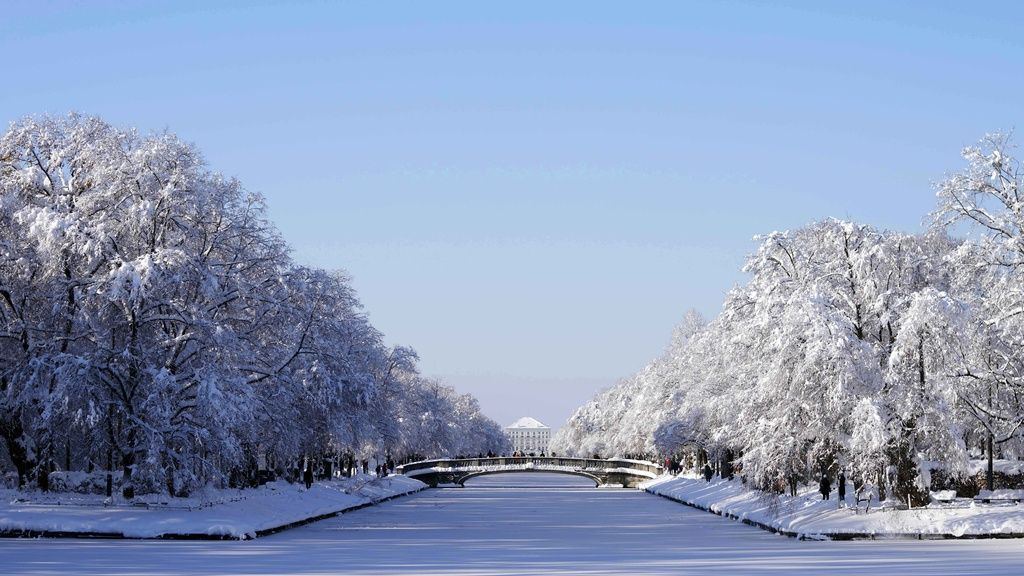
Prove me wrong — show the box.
[303,465,314,490]
[703,463,714,482]
[837,471,846,503]
[819,474,831,500]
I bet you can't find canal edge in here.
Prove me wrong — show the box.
[0,485,429,541]
[643,487,1024,541]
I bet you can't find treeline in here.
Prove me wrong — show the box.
[552,134,1024,505]
[0,114,509,496]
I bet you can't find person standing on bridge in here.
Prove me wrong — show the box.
[703,463,713,482]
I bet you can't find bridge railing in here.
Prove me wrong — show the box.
[397,456,662,476]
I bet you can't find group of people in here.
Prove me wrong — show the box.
[454,452,499,459]
[449,451,569,458]
[694,461,850,505]
[373,459,396,479]
[818,471,847,502]
[300,458,397,489]
[508,450,555,457]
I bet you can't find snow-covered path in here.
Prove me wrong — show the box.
[3,473,1024,575]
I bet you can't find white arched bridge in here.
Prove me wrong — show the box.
[397,456,662,488]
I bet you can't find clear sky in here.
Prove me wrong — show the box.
[3,1,1023,430]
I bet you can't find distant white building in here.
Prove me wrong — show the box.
[506,417,551,454]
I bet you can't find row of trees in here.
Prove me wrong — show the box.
[0,114,509,496]
[552,134,1024,505]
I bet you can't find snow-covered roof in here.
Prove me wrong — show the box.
[507,416,549,429]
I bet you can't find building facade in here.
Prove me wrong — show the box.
[506,417,551,454]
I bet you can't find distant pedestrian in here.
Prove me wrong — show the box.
[837,472,846,503]
[303,465,314,490]
[819,474,831,500]
[703,463,713,482]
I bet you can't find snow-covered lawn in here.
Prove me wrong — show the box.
[0,474,425,540]
[643,474,1024,539]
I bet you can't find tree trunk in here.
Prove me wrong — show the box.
[987,431,995,492]
[987,384,995,492]
[1,420,35,487]
[105,405,115,497]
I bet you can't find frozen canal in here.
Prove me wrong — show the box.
[3,473,1024,575]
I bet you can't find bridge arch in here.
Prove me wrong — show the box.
[458,468,602,487]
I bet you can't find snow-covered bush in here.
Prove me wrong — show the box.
[47,471,109,495]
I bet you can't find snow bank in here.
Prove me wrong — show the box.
[642,475,1024,539]
[0,474,425,540]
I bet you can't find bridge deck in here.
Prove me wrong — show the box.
[397,457,662,487]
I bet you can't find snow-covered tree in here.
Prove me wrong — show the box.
[934,134,1024,488]
[0,114,505,495]
[557,210,991,505]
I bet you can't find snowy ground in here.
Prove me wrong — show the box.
[643,474,1024,539]
[0,474,425,539]
[2,473,1024,575]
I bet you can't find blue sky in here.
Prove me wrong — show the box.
[3,1,1023,428]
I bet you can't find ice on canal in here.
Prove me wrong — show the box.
[3,473,1024,575]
